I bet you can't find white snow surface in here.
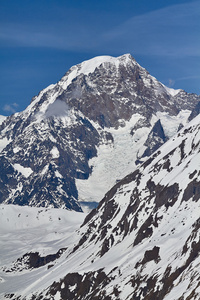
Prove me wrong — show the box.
[13,163,33,178]
[50,146,60,159]
[0,115,7,125]
[162,84,182,96]
[0,137,11,153]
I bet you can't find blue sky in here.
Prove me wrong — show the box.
[0,0,199,116]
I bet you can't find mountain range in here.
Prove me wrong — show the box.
[0,54,200,299]
[0,54,200,212]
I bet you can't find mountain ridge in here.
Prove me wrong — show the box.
[0,54,199,211]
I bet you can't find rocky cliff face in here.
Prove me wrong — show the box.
[0,54,199,211]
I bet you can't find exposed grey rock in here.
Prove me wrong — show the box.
[188,101,200,122]
[141,119,167,158]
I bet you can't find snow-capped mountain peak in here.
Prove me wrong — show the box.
[58,53,136,90]
[0,54,199,212]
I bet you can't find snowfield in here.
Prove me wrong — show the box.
[0,205,86,298]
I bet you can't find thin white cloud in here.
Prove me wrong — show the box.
[0,20,95,50]
[45,100,70,118]
[101,1,200,57]
[168,79,175,88]
[12,102,19,108]
[175,75,200,81]
[3,103,18,113]
[33,100,70,121]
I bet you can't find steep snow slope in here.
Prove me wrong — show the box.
[0,116,7,125]
[0,116,9,152]
[1,113,200,299]
[0,54,199,211]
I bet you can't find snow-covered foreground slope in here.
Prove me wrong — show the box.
[0,205,86,299]
[1,113,200,299]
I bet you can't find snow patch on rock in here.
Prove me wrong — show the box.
[51,146,60,159]
[0,137,11,152]
[0,115,7,125]
[13,164,33,178]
